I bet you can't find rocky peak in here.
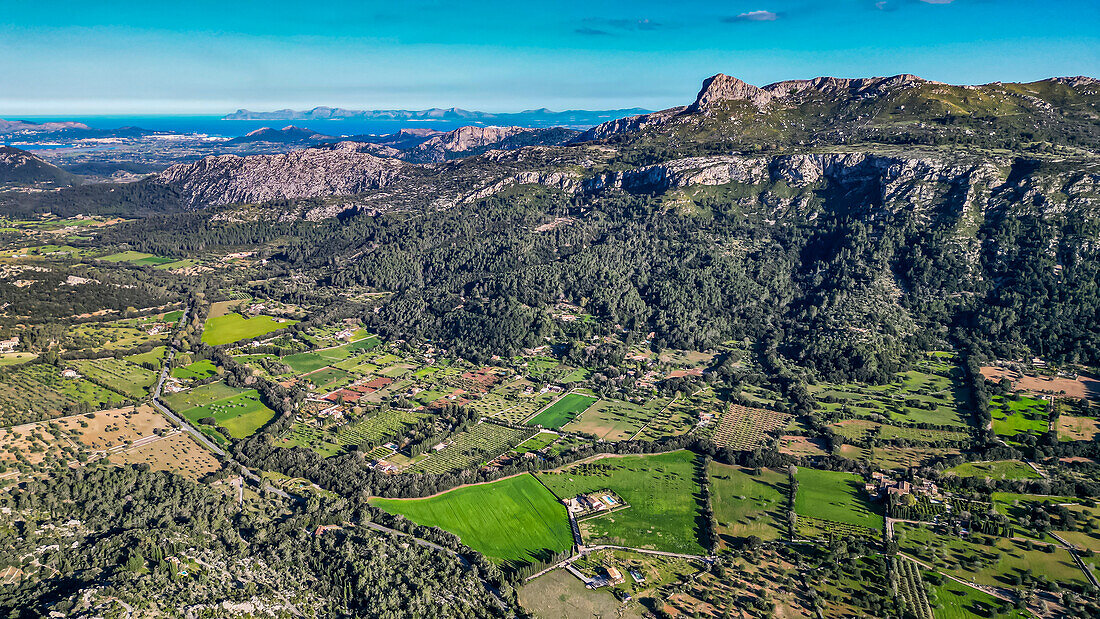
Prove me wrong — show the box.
[689,74,775,111]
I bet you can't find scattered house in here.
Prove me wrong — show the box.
[314,524,341,536]
[0,337,18,353]
[605,567,625,586]
[60,368,80,379]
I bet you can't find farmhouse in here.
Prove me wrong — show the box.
[0,336,18,352]
[866,472,939,500]
[605,566,625,585]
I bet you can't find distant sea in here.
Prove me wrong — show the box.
[8,114,606,138]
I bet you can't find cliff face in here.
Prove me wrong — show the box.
[155,142,408,207]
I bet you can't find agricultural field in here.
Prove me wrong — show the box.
[370,473,573,567]
[410,422,535,474]
[560,397,670,441]
[171,359,218,380]
[537,450,706,554]
[518,568,631,619]
[809,353,970,427]
[707,462,786,544]
[70,357,157,399]
[709,404,790,450]
[1057,414,1100,442]
[989,394,1049,440]
[570,548,700,610]
[279,408,428,456]
[0,363,126,426]
[179,389,275,439]
[891,557,933,619]
[895,523,1092,591]
[65,320,167,351]
[632,388,713,441]
[0,406,174,474]
[162,381,244,411]
[946,460,1040,480]
[928,576,1028,619]
[828,419,968,444]
[778,435,829,457]
[201,313,297,346]
[514,431,560,453]
[0,352,36,367]
[527,392,597,429]
[793,467,883,537]
[98,251,176,266]
[109,432,221,481]
[124,346,166,366]
[663,550,811,619]
[837,445,960,470]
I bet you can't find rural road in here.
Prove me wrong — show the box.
[151,304,294,502]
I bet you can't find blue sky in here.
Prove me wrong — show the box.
[1,0,1097,114]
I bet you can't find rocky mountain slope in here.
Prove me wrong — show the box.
[155,142,409,207]
[0,146,80,186]
[576,73,1100,152]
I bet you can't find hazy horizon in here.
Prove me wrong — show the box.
[2,0,1098,115]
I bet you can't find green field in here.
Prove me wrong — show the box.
[370,473,573,566]
[809,353,970,427]
[929,577,1028,619]
[990,394,1049,440]
[180,389,275,439]
[201,313,297,346]
[100,250,154,262]
[283,337,382,374]
[124,346,166,366]
[537,450,706,554]
[527,393,597,428]
[794,467,883,530]
[946,460,1040,480]
[70,358,157,399]
[896,523,1090,590]
[171,359,218,380]
[708,462,787,543]
[162,381,245,411]
[0,364,126,426]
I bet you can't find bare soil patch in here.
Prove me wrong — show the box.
[981,367,1100,401]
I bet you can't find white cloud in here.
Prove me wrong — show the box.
[732,10,779,22]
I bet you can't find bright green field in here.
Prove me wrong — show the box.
[930,578,1028,619]
[181,389,275,439]
[708,462,787,543]
[124,346,166,366]
[171,359,218,380]
[990,394,1049,439]
[201,313,297,346]
[794,468,883,530]
[947,460,1040,480]
[537,450,705,554]
[527,393,597,428]
[370,473,573,566]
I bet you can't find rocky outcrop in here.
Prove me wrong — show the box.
[155,142,408,207]
[403,126,579,163]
